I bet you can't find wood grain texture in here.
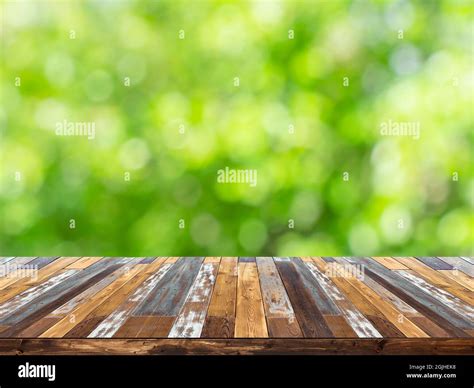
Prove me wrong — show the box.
[0,338,472,355]
[235,262,268,338]
[0,257,471,348]
[256,257,302,337]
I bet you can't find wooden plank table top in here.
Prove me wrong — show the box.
[0,256,473,355]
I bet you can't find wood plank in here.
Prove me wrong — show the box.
[293,258,341,315]
[0,338,472,355]
[256,257,302,338]
[0,260,129,336]
[440,270,474,291]
[438,257,474,276]
[394,257,474,305]
[416,257,454,270]
[40,264,146,338]
[28,257,59,270]
[396,270,474,320]
[91,260,172,338]
[274,258,333,338]
[66,262,171,338]
[0,258,82,305]
[352,258,472,337]
[308,259,382,338]
[235,262,268,338]
[333,261,428,338]
[373,257,409,270]
[66,257,102,270]
[113,316,175,337]
[204,257,221,263]
[135,257,204,316]
[323,315,357,338]
[0,270,78,321]
[168,262,218,338]
[201,257,238,338]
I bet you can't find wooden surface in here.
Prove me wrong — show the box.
[0,256,473,355]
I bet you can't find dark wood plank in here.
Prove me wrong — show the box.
[0,338,472,355]
[274,258,333,338]
[135,257,204,316]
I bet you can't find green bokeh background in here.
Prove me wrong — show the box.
[0,0,472,256]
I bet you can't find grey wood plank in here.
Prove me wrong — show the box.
[0,258,131,326]
[239,257,256,263]
[416,257,453,270]
[349,258,474,332]
[29,257,59,270]
[438,257,474,277]
[292,258,341,315]
[460,257,474,265]
[135,257,205,316]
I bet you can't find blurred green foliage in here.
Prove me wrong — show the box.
[0,0,473,256]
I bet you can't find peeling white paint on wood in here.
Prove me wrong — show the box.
[257,257,296,318]
[305,262,382,338]
[88,263,172,338]
[51,265,137,317]
[168,262,218,338]
[362,275,419,316]
[0,270,77,320]
[398,270,474,319]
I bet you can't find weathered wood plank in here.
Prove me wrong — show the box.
[91,261,172,338]
[256,257,302,337]
[0,261,128,337]
[439,270,474,292]
[394,257,474,305]
[307,259,382,338]
[275,258,333,338]
[202,257,238,338]
[235,262,268,338]
[438,257,474,277]
[168,262,218,338]
[0,338,472,355]
[373,257,409,270]
[135,257,204,316]
[40,265,146,338]
[397,270,474,320]
[62,262,165,338]
[352,258,473,336]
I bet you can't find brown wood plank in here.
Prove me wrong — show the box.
[66,257,102,270]
[373,257,409,270]
[0,338,472,355]
[114,316,175,338]
[323,315,357,338]
[235,262,268,338]
[202,257,237,338]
